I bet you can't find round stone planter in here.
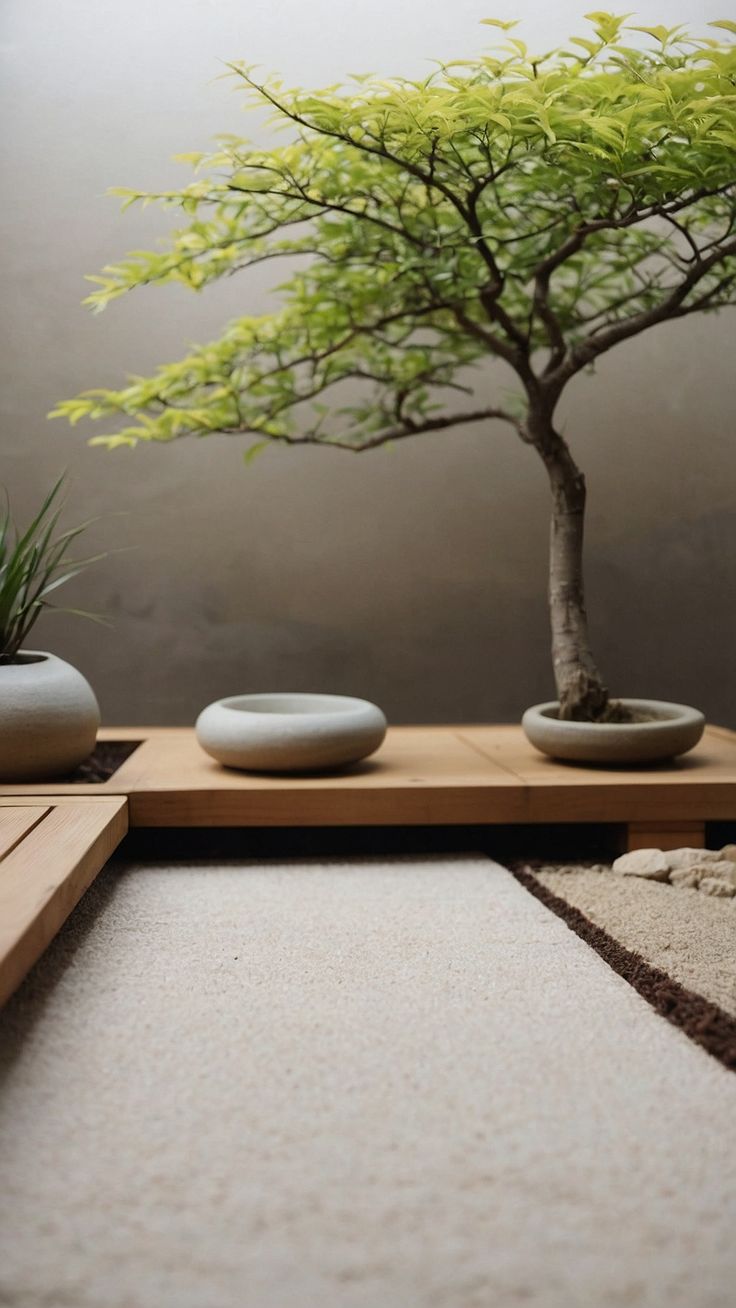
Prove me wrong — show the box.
[196,692,387,772]
[521,698,705,766]
[0,651,100,781]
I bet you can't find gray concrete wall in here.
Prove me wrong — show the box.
[1,0,734,727]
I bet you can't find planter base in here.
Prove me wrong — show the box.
[522,699,705,765]
[0,652,100,782]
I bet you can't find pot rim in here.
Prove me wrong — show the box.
[524,698,705,730]
[0,649,53,668]
[209,692,383,719]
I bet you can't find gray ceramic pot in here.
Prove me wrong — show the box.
[522,698,705,765]
[0,651,100,781]
[196,692,387,772]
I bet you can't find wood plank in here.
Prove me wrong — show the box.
[0,796,127,806]
[625,821,706,853]
[459,725,736,822]
[699,724,736,744]
[0,798,128,1007]
[0,806,50,860]
[123,727,526,827]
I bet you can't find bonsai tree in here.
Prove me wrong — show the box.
[53,13,736,720]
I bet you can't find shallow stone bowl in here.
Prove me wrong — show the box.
[522,698,705,765]
[195,692,387,772]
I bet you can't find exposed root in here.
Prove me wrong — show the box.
[560,697,657,725]
[557,669,610,722]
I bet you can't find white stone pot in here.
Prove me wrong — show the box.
[522,698,705,765]
[0,651,100,781]
[196,692,387,772]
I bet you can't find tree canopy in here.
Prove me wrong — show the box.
[52,13,736,456]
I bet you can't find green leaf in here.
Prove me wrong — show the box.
[584,11,628,41]
[243,439,271,465]
[569,37,602,54]
[173,152,206,167]
[628,25,674,44]
[0,476,108,660]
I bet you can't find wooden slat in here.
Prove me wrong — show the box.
[0,796,127,806]
[0,806,49,860]
[0,798,128,1007]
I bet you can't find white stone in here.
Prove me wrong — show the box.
[668,858,736,890]
[665,847,723,871]
[693,860,736,887]
[699,877,736,899]
[669,867,701,890]
[612,849,670,880]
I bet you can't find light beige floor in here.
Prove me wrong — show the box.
[1,855,735,1308]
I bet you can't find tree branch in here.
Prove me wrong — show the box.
[232,404,523,451]
[548,235,736,389]
[656,209,702,264]
[232,68,471,218]
[668,271,736,318]
[233,68,534,357]
[451,305,531,378]
[530,185,736,364]
[225,180,427,249]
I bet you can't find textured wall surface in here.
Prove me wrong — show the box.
[1,0,734,727]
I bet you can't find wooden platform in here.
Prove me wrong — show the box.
[2,723,736,842]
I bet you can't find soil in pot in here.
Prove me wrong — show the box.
[584,701,662,725]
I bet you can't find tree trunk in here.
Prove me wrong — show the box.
[535,426,609,721]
